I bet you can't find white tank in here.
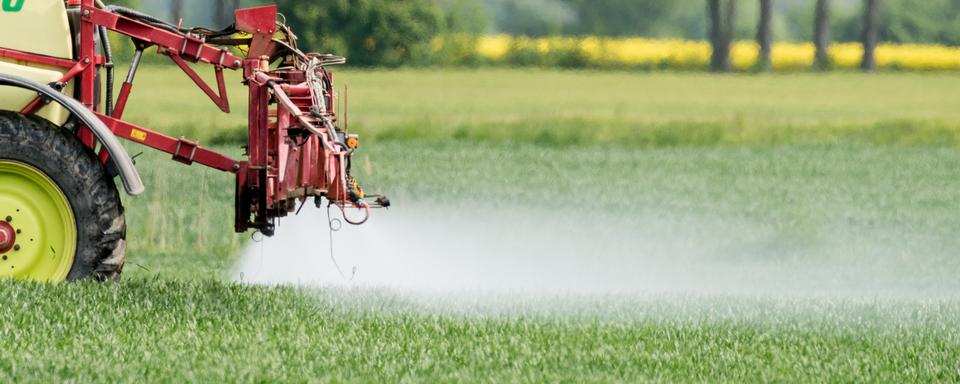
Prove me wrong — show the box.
[0,0,74,124]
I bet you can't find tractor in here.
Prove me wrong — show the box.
[0,0,387,281]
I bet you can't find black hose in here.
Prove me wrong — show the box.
[98,25,114,116]
[105,5,181,34]
[104,5,237,37]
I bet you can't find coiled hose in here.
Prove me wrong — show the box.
[98,25,113,116]
[104,5,180,34]
[94,1,113,116]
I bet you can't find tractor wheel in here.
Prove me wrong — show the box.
[0,111,126,282]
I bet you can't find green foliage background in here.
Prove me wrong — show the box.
[265,0,960,68]
[102,1,960,67]
[274,0,445,66]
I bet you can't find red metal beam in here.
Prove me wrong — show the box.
[78,0,97,148]
[166,52,231,113]
[0,47,75,69]
[95,112,240,173]
[85,7,242,70]
[234,5,278,58]
[20,60,90,115]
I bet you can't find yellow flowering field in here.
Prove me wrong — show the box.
[442,35,960,71]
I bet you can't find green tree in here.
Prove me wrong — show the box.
[214,0,241,28]
[757,0,773,72]
[861,0,881,72]
[708,0,738,72]
[813,0,830,70]
[485,0,575,37]
[276,0,445,67]
[878,0,960,45]
[827,0,960,46]
[561,0,685,37]
[437,0,489,34]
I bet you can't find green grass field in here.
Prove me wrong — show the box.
[2,67,960,382]
[126,67,960,146]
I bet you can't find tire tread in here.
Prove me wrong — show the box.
[0,111,126,281]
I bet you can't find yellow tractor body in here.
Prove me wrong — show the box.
[0,0,72,123]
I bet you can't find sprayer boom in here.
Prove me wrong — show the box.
[3,1,386,238]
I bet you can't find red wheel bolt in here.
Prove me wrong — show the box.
[0,221,15,254]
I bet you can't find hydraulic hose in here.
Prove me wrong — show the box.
[104,5,237,37]
[98,25,113,116]
[104,5,180,34]
[96,1,113,116]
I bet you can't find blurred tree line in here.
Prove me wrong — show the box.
[110,0,960,69]
[483,0,960,46]
[270,0,960,67]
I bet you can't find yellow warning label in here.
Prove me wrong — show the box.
[130,129,147,141]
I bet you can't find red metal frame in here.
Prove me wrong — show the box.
[0,47,76,69]
[20,60,88,115]
[1,1,378,235]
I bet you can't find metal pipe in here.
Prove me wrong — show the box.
[99,26,114,116]
[111,49,142,119]
[125,49,143,83]
[267,80,338,154]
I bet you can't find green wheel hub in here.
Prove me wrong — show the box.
[0,160,76,281]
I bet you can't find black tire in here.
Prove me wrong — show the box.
[0,111,126,281]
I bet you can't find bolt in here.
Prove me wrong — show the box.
[84,58,90,64]
[12,245,19,251]
[15,229,20,234]
[4,216,10,222]
[232,164,241,171]
[1,256,6,261]
[233,60,242,68]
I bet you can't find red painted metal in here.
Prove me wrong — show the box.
[18,97,44,116]
[77,0,97,148]
[235,5,277,34]
[20,60,89,115]
[0,221,13,254]
[235,5,277,58]
[112,82,134,118]
[1,1,380,235]
[86,7,243,69]
[166,52,231,113]
[0,47,75,69]
[95,113,239,172]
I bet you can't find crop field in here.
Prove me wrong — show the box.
[467,35,960,71]
[2,67,960,381]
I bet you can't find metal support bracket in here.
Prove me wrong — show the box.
[166,51,231,113]
[173,137,199,165]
